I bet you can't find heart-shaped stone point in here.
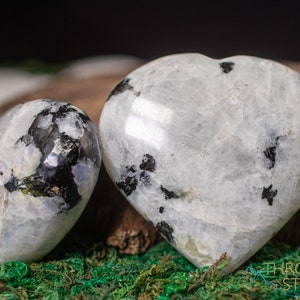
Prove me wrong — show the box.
[99,53,300,274]
[0,99,101,262]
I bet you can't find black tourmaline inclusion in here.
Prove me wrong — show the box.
[160,185,179,200]
[264,136,280,169]
[156,221,175,244]
[3,102,97,213]
[139,154,156,172]
[262,184,278,206]
[219,61,235,74]
[116,165,138,196]
[107,78,133,100]
[116,154,157,196]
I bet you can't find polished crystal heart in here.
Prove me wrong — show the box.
[0,99,101,262]
[99,53,300,273]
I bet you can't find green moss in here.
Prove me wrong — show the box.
[0,229,298,300]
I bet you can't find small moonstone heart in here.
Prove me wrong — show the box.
[99,53,300,274]
[0,99,101,262]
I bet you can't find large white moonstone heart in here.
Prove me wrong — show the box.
[0,99,101,262]
[99,53,300,274]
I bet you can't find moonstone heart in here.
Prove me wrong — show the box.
[99,53,300,274]
[0,99,101,262]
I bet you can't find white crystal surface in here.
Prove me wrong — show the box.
[0,99,101,262]
[99,53,300,274]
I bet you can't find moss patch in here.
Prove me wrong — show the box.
[0,228,298,300]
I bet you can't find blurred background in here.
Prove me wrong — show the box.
[0,0,300,65]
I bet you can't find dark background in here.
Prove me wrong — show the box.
[0,1,300,64]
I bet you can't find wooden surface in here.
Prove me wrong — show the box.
[1,60,299,253]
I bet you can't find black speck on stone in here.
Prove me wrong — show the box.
[264,136,280,169]
[125,165,137,176]
[107,78,133,100]
[219,61,235,74]
[4,175,19,192]
[156,221,174,244]
[139,171,151,185]
[159,206,164,213]
[139,154,156,172]
[160,185,179,200]
[262,184,277,206]
[116,165,138,196]
[264,146,276,169]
